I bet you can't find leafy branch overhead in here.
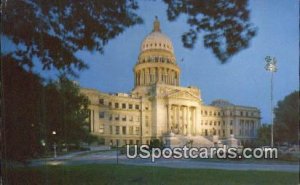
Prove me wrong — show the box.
[163,0,256,63]
[2,0,143,76]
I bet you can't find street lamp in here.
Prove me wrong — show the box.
[116,140,119,164]
[52,131,57,158]
[264,56,277,148]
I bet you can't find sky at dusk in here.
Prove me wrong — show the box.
[76,0,298,124]
[3,0,298,124]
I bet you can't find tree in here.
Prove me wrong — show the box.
[2,56,44,161]
[256,124,271,146]
[2,0,142,76]
[44,76,95,148]
[1,56,95,161]
[163,0,256,62]
[274,91,299,144]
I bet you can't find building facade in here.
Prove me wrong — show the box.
[81,18,261,146]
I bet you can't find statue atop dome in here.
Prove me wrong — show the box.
[153,16,161,32]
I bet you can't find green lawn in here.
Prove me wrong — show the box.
[5,164,298,185]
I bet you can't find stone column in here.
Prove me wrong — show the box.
[167,104,171,132]
[183,106,187,135]
[180,106,183,134]
[175,105,178,133]
[194,107,197,135]
[145,68,149,85]
[141,69,144,85]
[191,107,194,135]
[187,107,191,136]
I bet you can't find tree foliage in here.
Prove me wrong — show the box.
[44,76,95,146]
[2,56,44,161]
[2,56,95,162]
[163,0,256,62]
[274,91,299,144]
[2,0,142,76]
[256,124,271,146]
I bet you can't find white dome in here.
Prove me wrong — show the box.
[140,17,174,53]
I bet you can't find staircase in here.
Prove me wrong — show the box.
[164,134,216,148]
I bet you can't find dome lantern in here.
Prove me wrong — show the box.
[153,16,161,32]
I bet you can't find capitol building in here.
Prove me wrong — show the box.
[81,18,261,147]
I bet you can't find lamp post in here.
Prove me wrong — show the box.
[52,131,57,158]
[116,140,119,164]
[264,56,277,148]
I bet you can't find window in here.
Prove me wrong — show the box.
[129,126,133,135]
[135,104,140,110]
[115,103,119,108]
[209,121,212,126]
[129,116,133,122]
[122,116,126,121]
[145,116,149,127]
[122,103,126,109]
[230,129,233,135]
[115,126,120,135]
[209,111,212,116]
[218,121,220,126]
[129,104,133,109]
[99,112,105,119]
[214,121,216,126]
[223,130,225,137]
[115,115,119,121]
[129,140,133,145]
[99,99,104,105]
[230,120,233,126]
[223,121,225,126]
[109,114,112,121]
[240,111,243,116]
[109,126,113,134]
[122,126,126,135]
[98,125,104,133]
[108,102,112,107]
[135,126,140,135]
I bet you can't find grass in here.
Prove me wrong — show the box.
[4,164,298,185]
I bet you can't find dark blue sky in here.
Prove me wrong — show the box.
[3,0,298,124]
[77,0,298,123]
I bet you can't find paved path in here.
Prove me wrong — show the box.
[31,150,299,173]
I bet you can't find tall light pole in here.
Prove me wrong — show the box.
[264,56,277,148]
[52,131,57,158]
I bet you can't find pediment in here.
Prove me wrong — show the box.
[166,90,200,101]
